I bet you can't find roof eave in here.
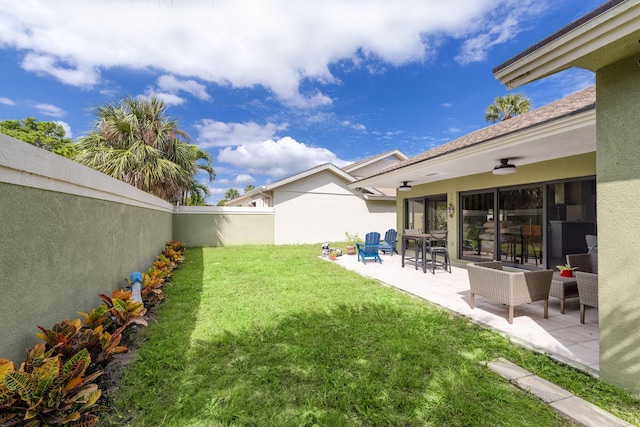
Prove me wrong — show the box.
[349,108,595,189]
[494,0,640,89]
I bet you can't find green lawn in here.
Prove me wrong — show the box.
[103,245,640,426]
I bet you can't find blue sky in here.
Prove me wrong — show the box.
[0,0,601,204]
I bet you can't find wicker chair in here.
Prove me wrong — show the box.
[467,261,554,324]
[565,253,598,274]
[575,271,598,324]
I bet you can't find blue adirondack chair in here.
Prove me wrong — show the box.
[378,229,398,256]
[356,232,383,264]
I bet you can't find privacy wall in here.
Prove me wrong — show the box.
[0,135,174,363]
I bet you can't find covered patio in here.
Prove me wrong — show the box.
[331,253,600,376]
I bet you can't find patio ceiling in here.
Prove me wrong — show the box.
[351,108,596,190]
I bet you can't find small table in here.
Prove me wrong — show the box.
[401,233,430,273]
[550,272,579,314]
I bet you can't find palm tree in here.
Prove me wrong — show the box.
[75,96,214,204]
[244,184,255,193]
[484,93,531,123]
[225,188,240,200]
[183,180,210,206]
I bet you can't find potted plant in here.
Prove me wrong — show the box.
[344,232,360,255]
[328,249,339,261]
[556,263,578,277]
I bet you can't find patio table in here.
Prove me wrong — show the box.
[550,272,579,314]
[401,233,431,273]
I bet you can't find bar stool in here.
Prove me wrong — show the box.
[427,230,451,274]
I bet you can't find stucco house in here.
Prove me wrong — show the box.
[352,0,640,394]
[228,150,408,244]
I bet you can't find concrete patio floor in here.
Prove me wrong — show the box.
[330,252,600,376]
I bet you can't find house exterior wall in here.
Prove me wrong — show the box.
[273,170,396,244]
[0,135,173,363]
[173,206,275,246]
[395,153,596,260]
[596,55,640,392]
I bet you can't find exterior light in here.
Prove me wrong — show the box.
[399,181,412,191]
[493,158,516,175]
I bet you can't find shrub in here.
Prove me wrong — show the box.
[36,319,127,370]
[0,345,102,426]
[98,290,148,332]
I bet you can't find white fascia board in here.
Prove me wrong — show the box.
[495,1,640,88]
[343,149,409,173]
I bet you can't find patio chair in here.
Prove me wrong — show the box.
[427,230,451,274]
[403,229,422,269]
[378,229,398,256]
[356,232,382,265]
[576,271,598,324]
[566,253,598,274]
[467,261,553,324]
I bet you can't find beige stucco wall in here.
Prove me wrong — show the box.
[173,206,275,246]
[395,153,596,260]
[596,56,640,392]
[273,170,397,244]
[0,135,173,363]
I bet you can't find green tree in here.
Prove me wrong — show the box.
[183,180,210,206]
[225,188,240,200]
[244,184,255,193]
[0,117,76,158]
[484,93,531,123]
[75,96,214,204]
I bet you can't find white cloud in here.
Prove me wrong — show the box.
[22,53,99,87]
[54,120,72,138]
[454,0,547,64]
[440,102,453,108]
[195,119,288,148]
[157,75,210,101]
[217,136,348,178]
[141,90,185,106]
[235,174,256,185]
[35,103,65,118]
[0,0,537,105]
[0,97,15,105]
[342,120,367,132]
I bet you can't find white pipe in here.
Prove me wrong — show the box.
[129,271,143,304]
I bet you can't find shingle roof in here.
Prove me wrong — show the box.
[364,85,596,180]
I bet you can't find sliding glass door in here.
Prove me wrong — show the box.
[461,191,495,260]
[460,177,595,269]
[405,195,447,232]
[499,186,544,267]
[461,186,543,267]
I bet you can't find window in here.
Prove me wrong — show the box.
[405,195,447,232]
